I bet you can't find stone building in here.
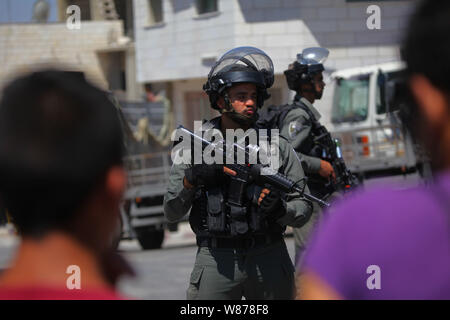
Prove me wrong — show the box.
[0,0,141,101]
[133,0,416,128]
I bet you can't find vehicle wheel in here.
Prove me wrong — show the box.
[135,227,164,250]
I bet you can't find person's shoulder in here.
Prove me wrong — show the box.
[303,183,450,300]
[328,182,444,233]
[205,116,221,129]
[284,104,309,118]
[330,184,416,214]
[273,132,290,153]
[281,104,310,126]
[303,183,438,268]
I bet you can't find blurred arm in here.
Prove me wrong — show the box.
[163,157,195,223]
[275,138,314,228]
[281,108,322,173]
[296,270,342,300]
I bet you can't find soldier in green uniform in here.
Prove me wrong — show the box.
[164,47,313,300]
[280,48,338,268]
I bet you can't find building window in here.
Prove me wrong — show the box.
[148,0,163,25]
[67,0,91,21]
[196,0,218,15]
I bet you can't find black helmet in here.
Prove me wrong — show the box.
[284,47,329,91]
[203,46,274,110]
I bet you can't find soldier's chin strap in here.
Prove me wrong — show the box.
[221,93,259,127]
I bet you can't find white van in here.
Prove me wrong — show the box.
[329,62,427,179]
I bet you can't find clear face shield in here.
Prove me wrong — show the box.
[208,46,275,89]
[296,47,329,67]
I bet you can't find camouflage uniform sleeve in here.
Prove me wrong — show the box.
[275,138,314,228]
[280,108,322,174]
[163,151,195,222]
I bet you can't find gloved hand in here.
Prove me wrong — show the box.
[184,164,224,188]
[258,188,286,220]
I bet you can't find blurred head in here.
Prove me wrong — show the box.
[301,71,325,100]
[402,0,450,170]
[284,47,329,101]
[284,63,325,101]
[144,83,157,102]
[144,83,153,92]
[0,70,126,252]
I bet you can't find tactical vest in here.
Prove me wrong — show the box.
[288,100,325,158]
[257,98,327,158]
[283,99,336,197]
[188,117,285,239]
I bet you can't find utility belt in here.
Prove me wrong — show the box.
[197,233,284,249]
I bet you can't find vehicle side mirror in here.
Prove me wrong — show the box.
[377,71,387,115]
[385,81,397,113]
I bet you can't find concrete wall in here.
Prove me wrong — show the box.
[0,20,124,91]
[233,0,416,126]
[134,0,237,83]
[234,0,414,72]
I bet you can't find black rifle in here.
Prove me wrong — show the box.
[313,125,359,193]
[176,125,330,208]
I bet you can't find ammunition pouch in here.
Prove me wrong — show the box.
[206,188,226,233]
[249,205,267,233]
[228,204,248,236]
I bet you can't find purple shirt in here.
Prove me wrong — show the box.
[302,172,450,299]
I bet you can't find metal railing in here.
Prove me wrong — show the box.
[124,151,172,196]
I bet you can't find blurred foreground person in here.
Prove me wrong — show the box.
[0,70,133,299]
[298,0,450,300]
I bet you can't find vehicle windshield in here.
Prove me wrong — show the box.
[331,74,370,123]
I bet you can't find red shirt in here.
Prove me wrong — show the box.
[0,287,126,300]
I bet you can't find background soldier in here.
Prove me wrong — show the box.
[299,0,450,299]
[164,47,313,300]
[279,47,338,268]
